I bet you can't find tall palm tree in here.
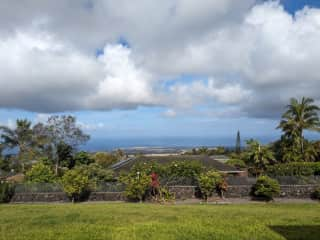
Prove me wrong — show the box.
[278,97,320,157]
[0,119,33,171]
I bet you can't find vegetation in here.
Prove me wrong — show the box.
[61,168,91,202]
[226,159,246,169]
[120,170,151,202]
[245,139,275,175]
[0,203,320,240]
[0,181,14,203]
[235,130,241,154]
[267,162,320,176]
[251,176,280,201]
[25,162,56,183]
[198,170,224,201]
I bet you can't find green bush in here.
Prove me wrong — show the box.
[74,151,94,166]
[120,171,151,202]
[93,152,118,168]
[198,170,223,201]
[0,181,14,203]
[226,159,246,169]
[25,163,56,183]
[61,169,91,202]
[267,162,320,176]
[165,161,203,179]
[251,176,280,201]
[76,163,114,182]
[312,187,320,200]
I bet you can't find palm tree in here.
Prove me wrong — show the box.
[246,139,275,175]
[277,97,320,157]
[0,119,33,171]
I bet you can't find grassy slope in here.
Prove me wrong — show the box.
[0,203,319,240]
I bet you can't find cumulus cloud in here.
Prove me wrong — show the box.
[0,1,320,118]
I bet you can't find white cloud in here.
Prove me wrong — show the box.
[0,1,320,118]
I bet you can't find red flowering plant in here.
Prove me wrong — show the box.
[150,172,160,199]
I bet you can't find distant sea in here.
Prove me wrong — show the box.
[81,136,278,152]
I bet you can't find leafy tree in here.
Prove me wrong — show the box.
[74,151,94,166]
[236,130,241,154]
[57,142,74,169]
[25,162,55,183]
[45,115,90,175]
[246,139,275,175]
[61,168,91,202]
[277,97,320,159]
[0,119,34,171]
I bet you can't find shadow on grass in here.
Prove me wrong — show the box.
[270,226,320,240]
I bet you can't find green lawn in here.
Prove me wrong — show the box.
[0,203,319,240]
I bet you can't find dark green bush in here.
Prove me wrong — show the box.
[0,181,14,203]
[226,159,246,169]
[251,176,280,201]
[267,162,320,176]
[312,187,320,200]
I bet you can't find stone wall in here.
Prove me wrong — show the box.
[9,184,319,203]
[168,186,197,199]
[11,192,68,203]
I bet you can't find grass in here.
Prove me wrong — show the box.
[0,203,319,240]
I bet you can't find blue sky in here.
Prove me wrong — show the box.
[0,0,320,148]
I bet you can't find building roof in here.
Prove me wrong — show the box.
[111,155,240,172]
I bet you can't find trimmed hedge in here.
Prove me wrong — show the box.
[267,162,320,176]
[251,176,280,201]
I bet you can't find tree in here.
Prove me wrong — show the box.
[61,168,91,202]
[74,151,94,166]
[25,162,55,183]
[45,115,90,175]
[246,139,275,174]
[277,97,320,159]
[236,130,241,154]
[198,170,223,202]
[0,119,34,171]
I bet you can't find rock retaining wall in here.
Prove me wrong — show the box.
[9,184,319,203]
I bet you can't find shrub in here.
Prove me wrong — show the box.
[226,159,246,169]
[76,163,114,182]
[0,181,14,203]
[165,161,203,179]
[61,169,91,202]
[25,163,55,183]
[74,151,94,166]
[198,170,223,201]
[251,176,280,201]
[120,171,151,202]
[312,187,320,200]
[267,162,320,176]
[93,152,118,168]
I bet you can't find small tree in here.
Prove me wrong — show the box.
[61,169,91,202]
[25,162,55,183]
[198,170,223,202]
[251,176,280,201]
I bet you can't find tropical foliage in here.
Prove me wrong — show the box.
[251,176,280,201]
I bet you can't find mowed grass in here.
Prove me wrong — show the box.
[0,203,319,240]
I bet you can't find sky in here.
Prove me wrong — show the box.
[0,0,320,147]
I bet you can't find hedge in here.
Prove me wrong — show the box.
[267,162,320,176]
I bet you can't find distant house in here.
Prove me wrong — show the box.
[111,155,247,177]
